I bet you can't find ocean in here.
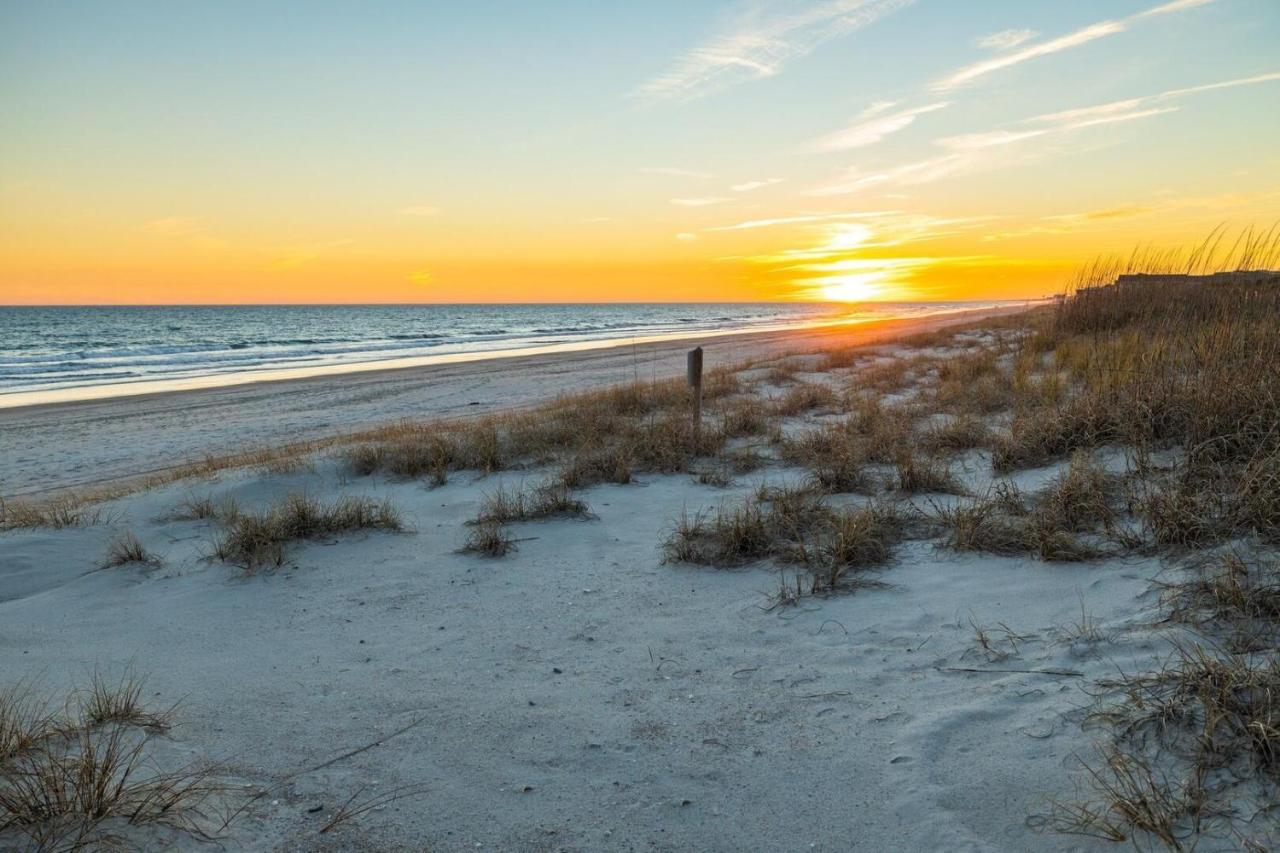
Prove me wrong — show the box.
[0,301,1015,400]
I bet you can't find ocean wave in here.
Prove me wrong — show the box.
[0,302,1003,395]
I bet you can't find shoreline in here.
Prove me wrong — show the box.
[0,304,1033,498]
[0,301,1034,410]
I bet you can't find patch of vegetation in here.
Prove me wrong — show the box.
[211,493,402,570]
[0,676,218,850]
[100,531,161,569]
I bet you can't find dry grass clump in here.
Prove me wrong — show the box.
[343,375,743,484]
[1055,580,1280,849]
[471,482,591,524]
[773,382,838,416]
[892,451,965,495]
[764,362,800,385]
[346,427,454,485]
[855,357,914,392]
[663,503,774,567]
[1035,453,1117,532]
[717,396,774,439]
[459,520,516,558]
[211,493,402,569]
[100,532,161,569]
[931,493,1038,556]
[0,677,218,850]
[809,502,906,592]
[0,685,57,764]
[557,447,633,489]
[170,493,239,522]
[991,396,1115,473]
[621,414,728,472]
[918,414,992,452]
[78,672,172,733]
[1164,553,1280,651]
[665,488,908,597]
[999,262,1280,552]
[931,486,1103,562]
[1050,745,1202,849]
[781,398,915,494]
[0,497,104,531]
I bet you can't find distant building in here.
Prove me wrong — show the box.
[1114,271,1279,289]
[1074,270,1278,296]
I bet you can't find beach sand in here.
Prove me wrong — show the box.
[0,303,1188,851]
[0,305,1027,498]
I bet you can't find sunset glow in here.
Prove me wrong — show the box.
[2,1,1278,305]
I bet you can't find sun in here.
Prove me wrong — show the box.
[816,273,885,302]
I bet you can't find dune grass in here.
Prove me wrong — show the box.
[211,493,402,570]
[0,497,104,531]
[459,520,516,558]
[99,531,161,569]
[471,481,591,525]
[0,676,218,850]
[664,487,908,599]
[1033,240,1280,849]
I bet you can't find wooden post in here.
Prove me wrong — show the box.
[687,346,703,433]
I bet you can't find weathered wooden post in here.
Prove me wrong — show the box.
[687,346,703,434]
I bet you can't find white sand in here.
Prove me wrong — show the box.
[0,306,1185,850]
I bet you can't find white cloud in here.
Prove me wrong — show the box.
[1158,70,1280,100]
[976,29,1039,51]
[935,20,1125,91]
[933,0,1217,92]
[671,197,731,207]
[633,0,913,103]
[640,166,715,179]
[677,232,698,241]
[810,155,967,195]
[706,211,897,231]
[858,100,900,118]
[811,101,949,151]
[1135,0,1216,18]
[730,178,784,192]
[820,68,1277,196]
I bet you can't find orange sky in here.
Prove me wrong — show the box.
[2,0,1278,304]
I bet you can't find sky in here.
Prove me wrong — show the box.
[2,0,1278,305]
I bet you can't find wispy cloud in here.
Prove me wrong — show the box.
[981,205,1153,241]
[1134,0,1216,18]
[935,21,1125,92]
[811,101,949,151]
[634,0,913,103]
[816,69,1279,195]
[640,166,715,179]
[671,197,731,207]
[976,29,1039,51]
[933,0,1217,92]
[1050,205,1153,222]
[706,211,897,232]
[1022,70,1280,130]
[730,178,784,192]
[810,154,968,195]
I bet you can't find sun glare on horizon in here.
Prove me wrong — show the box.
[1,1,1278,305]
[814,274,887,302]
